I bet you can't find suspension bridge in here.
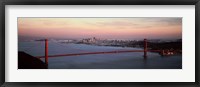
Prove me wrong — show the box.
[32,39,165,67]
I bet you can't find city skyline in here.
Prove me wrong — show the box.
[18,17,182,40]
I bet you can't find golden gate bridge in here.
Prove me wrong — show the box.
[35,39,164,67]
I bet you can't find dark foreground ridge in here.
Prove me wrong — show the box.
[18,51,47,69]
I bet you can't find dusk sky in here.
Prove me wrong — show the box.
[18,17,182,40]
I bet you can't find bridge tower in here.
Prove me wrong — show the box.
[45,39,48,68]
[144,39,147,59]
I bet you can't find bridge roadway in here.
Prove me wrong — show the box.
[37,50,161,58]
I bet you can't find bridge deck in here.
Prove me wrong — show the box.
[37,50,161,58]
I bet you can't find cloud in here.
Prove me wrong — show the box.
[39,19,69,26]
[96,21,138,26]
[158,18,182,25]
[86,18,182,29]
[139,17,182,26]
